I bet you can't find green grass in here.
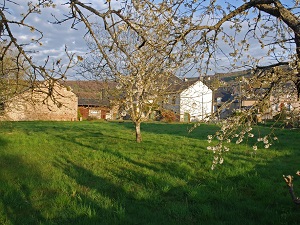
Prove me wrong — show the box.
[0,121,299,225]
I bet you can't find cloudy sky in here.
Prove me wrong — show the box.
[3,0,293,79]
[4,0,120,79]
[7,1,83,56]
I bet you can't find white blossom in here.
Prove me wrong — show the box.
[219,157,224,164]
[263,138,269,144]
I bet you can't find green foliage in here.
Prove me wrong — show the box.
[77,110,82,121]
[0,121,299,224]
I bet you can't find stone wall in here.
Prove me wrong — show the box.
[1,82,78,121]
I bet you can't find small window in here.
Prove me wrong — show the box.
[89,110,100,115]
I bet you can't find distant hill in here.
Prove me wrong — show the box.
[214,69,252,83]
[196,69,253,91]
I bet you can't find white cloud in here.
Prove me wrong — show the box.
[6,0,289,78]
[5,1,89,71]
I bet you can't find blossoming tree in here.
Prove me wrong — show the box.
[2,0,300,150]
[0,0,78,107]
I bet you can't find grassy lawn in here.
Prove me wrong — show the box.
[0,121,299,225]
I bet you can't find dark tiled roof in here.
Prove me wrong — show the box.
[63,76,211,107]
[63,80,117,107]
[214,87,232,102]
[166,76,201,93]
[78,98,110,107]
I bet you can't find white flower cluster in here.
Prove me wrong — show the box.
[256,136,273,149]
[211,155,224,170]
[252,134,278,151]
[206,104,281,170]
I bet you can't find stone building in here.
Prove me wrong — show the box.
[63,80,119,120]
[0,81,78,121]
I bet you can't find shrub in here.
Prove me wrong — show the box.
[77,110,82,121]
[161,110,177,123]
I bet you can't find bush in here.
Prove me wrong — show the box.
[161,110,177,123]
[77,110,82,121]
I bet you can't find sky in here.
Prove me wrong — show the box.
[6,1,84,57]
[2,0,296,79]
[3,0,118,79]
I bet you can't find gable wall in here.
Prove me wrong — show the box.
[179,81,212,121]
[1,83,78,121]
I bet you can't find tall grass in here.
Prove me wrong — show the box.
[0,121,299,225]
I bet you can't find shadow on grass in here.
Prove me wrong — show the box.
[214,143,300,223]
[0,155,45,225]
[1,121,299,224]
[54,158,177,225]
[3,121,217,144]
[52,147,300,225]
[110,121,219,140]
[2,151,298,225]
[0,137,8,149]
[0,155,117,225]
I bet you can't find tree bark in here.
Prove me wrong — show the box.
[254,0,300,97]
[284,175,300,204]
[135,121,142,143]
[288,184,300,205]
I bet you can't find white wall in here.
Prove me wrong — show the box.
[179,81,212,122]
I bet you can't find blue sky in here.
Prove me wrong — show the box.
[4,1,114,77]
[3,0,296,78]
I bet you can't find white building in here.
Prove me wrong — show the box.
[164,77,213,122]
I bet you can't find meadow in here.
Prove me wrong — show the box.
[0,121,299,225]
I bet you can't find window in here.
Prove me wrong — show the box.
[89,110,100,115]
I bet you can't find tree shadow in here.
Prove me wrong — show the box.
[53,157,178,225]
[0,137,8,149]
[0,155,46,225]
[208,143,300,223]
[1,121,299,224]
[53,151,300,225]
[110,121,216,139]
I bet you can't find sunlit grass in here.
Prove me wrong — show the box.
[0,121,299,225]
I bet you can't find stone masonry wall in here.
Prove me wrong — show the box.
[1,82,78,121]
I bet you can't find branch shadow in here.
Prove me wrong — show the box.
[2,121,299,224]
[0,155,46,225]
[110,121,218,140]
[53,157,177,225]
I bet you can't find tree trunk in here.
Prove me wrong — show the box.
[293,26,300,98]
[135,121,142,143]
